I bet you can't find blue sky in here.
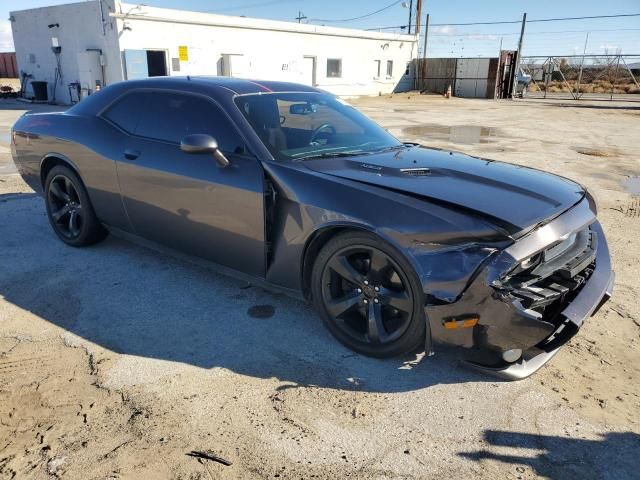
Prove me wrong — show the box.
[2,0,639,56]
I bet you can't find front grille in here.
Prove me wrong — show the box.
[499,227,596,337]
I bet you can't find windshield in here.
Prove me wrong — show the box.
[234,92,403,161]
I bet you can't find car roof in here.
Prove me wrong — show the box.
[192,76,322,95]
[67,76,325,116]
[123,76,322,95]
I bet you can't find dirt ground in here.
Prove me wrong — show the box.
[0,95,639,479]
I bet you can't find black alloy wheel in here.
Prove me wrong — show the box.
[312,232,425,357]
[44,165,107,246]
[47,174,84,239]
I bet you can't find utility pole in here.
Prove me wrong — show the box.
[413,0,422,90]
[407,0,413,34]
[511,12,527,99]
[576,31,589,97]
[295,11,307,23]
[421,13,429,92]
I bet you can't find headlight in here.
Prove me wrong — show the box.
[509,252,543,276]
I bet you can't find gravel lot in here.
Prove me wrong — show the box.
[0,95,639,479]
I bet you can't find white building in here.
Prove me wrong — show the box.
[10,0,417,104]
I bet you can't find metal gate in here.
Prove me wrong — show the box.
[520,55,640,101]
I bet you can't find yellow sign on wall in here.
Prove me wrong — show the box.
[178,46,189,62]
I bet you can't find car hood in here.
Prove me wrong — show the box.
[302,146,584,235]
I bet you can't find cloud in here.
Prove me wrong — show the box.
[466,34,498,41]
[431,25,457,35]
[0,20,14,52]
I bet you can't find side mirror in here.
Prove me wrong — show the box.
[180,134,230,167]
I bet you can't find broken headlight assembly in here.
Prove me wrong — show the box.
[509,252,543,276]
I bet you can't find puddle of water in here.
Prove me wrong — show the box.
[401,124,497,145]
[624,176,640,195]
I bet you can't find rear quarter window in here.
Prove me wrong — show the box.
[102,92,146,134]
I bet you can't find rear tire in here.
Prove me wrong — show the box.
[44,165,108,247]
[311,231,426,358]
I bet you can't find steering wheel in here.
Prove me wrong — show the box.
[309,123,336,145]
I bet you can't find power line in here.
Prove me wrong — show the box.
[527,13,640,23]
[309,0,403,23]
[368,12,640,30]
[428,28,640,37]
[431,12,640,26]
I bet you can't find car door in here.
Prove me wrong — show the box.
[103,89,266,277]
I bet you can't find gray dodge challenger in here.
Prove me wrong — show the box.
[11,77,614,379]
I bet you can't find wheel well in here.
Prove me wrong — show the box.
[40,156,77,189]
[301,226,366,300]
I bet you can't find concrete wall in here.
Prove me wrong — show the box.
[10,0,122,103]
[113,2,416,97]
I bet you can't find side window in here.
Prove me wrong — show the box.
[327,59,342,78]
[386,60,394,77]
[102,93,146,133]
[113,91,244,153]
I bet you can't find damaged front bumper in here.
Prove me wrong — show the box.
[425,198,614,380]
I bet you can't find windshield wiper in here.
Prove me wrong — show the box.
[370,144,410,154]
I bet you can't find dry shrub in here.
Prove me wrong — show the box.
[578,85,594,93]
[548,86,562,93]
[620,84,640,93]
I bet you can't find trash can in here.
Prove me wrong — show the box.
[30,81,48,101]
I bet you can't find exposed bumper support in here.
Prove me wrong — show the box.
[466,347,561,380]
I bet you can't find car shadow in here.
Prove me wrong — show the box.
[0,195,489,393]
[458,429,640,480]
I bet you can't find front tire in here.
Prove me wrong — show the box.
[44,165,107,247]
[311,231,426,358]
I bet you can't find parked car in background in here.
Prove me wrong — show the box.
[11,77,614,379]
[516,68,533,97]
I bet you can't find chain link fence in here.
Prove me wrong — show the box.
[520,54,640,101]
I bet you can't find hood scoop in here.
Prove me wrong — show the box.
[400,167,431,176]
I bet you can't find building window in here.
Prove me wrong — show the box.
[327,58,342,78]
[386,60,394,77]
[374,60,381,78]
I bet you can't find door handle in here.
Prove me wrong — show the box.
[124,149,141,160]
